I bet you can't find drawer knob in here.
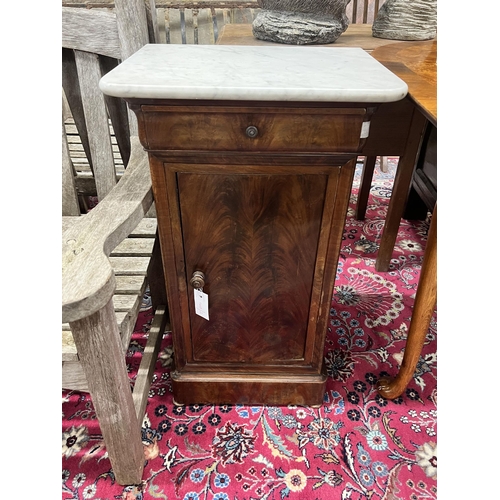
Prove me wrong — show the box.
[245,125,259,138]
[190,271,205,289]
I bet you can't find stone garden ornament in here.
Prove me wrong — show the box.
[252,0,352,45]
[372,0,437,41]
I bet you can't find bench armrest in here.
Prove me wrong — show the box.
[62,136,153,323]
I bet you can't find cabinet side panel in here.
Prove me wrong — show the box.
[177,172,328,365]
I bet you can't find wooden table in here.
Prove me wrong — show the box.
[370,39,436,124]
[218,24,437,399]
[368,40,436,274]
[368,41,437,399]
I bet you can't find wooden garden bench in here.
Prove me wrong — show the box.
[62,0,167,485]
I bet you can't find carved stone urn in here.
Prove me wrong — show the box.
[372,0,437,41]
[252,0,352,45]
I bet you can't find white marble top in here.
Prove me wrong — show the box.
[99,44,407,103]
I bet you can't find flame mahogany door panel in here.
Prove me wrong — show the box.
[178,171,327,365]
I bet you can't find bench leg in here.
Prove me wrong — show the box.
[375,110,427,272]
[377,205,437,399]
[69,298,144,485]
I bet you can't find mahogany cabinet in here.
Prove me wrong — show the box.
[127,101,372,406]
[99,44,408,406]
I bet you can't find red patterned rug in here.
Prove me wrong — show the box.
[62,158,437,500]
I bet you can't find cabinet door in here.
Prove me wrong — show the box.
[157,160,353,373]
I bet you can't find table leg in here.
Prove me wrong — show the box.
[377,204,437,399]
[375,109,427,272]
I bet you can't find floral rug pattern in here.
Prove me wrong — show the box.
[62,158,437,500]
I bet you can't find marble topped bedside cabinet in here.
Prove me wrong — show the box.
[100,45,407,406]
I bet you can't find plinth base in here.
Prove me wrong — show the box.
[171,369,327,406]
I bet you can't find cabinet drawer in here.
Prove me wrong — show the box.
[141,105,368,153]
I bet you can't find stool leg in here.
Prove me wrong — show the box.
[70,299,144,485]
[377,205,437,399]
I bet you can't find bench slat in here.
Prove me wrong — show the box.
[112,237,155,256]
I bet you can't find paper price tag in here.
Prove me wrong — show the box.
[360,120,371,139]
[194,289,209,320]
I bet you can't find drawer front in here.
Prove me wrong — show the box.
[141,105,367,153]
